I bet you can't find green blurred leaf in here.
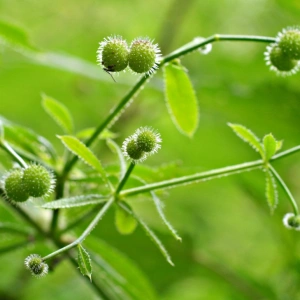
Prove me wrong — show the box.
[0,116,57,164]
[77,244,92,281]
[0,222,32,236]
[265,169,278,213]
[275,140,283,152]
[115,202,137,235]
[0,19,35,50]
[42,194,108,209]
[118,202,174,266]
[263,133,277,161]
[107,139,126,180]
[85,237,157,300]
[76,127,117,140]
[58,135,107,182]
[228,123,264,157]
[42,94,73,134]
[164,61,199,137]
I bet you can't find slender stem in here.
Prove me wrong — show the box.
[161,34,276,64]
[62,77,148,178]
[115,162,135,195]
[271,145,300,161]
[1,141,28,168]
[42,197,114,261]
[61,34,276,180]
[269,165,299,215]
[120,145,300,197]
[121,160,263,197]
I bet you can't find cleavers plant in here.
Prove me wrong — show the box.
[1,23,300,299]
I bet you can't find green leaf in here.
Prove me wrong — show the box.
[265,169,278,213]
[42,194,108,209]
[42,94,73,134]
[263,133,277,161]
[107,139,126,180]
[58,135,107,182]
[150,191,182,242]
[76,127,117,140]
[0,116,57,164]
[77,244,92,281]
[0,222,32,236]
[275,140,283,152]
[85,237,157,300]
[228,123,264,157]
[0,19,35,50]
[118,202,174,266]
[115,202,138,235]
[164,61,199,137]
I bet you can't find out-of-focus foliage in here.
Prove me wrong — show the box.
[1,0,300,299]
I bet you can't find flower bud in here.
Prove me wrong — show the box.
[283,213,300,231]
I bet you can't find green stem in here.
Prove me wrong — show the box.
[61,34,276,180]
[42,197,114,261]
[121,160,263,197]
[1,141,27,168]
[120,145,300,198]
[115,162,135,196]
[268,165,299,215]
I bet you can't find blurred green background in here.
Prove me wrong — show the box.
[1,0,300,299]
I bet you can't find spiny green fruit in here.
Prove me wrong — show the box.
[23,165,54,198]
[265,43,298,76]
[97,36,129,72]
[4,169,29,202]
[124,138,145,161]
[25,254,49,277]
[135,127,161,153]
[277,28,300,60]
[283,213,300,231]
[269,45,297,71]
[128,37,161,75]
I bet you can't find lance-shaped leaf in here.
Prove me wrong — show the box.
[265,169,278,213]
[150,191,182,242]
[164,61,199,137]
[77,244,92,281]
[42,194,108,209]
[42,94,73,134]
[228,123,264,158]
[0,19,35,50]
[107,139,126,180]
[115,202,137,235]
[58,135,107,183]
[263,133,277,162]
[118,202,174,266]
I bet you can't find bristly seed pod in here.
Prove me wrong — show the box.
[264,43,299,76]
[122,127,162,163]
[135,127,161,154]
[24,254,49,278]
[128,37,161,75]
[122,136,147,163]
[283,213,300,231]
[22,164,55,198]
[277,27,300,60]
[3,169,29,202]
[97,35,129,73]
